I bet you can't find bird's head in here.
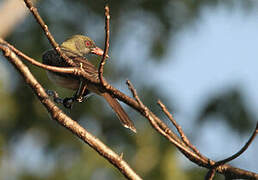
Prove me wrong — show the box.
[61,35,107,57]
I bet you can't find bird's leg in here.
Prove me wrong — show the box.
[62,84,91,109]
[46,80,90,109]
[74,80,88,103]
[63,82,91,109]
[55,81,88,108]
[62,97,75,109]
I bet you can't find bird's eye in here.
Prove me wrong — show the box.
[85,41,91,47]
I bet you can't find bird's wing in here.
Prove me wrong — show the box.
[72,56,99,80]
[42,49,99,79]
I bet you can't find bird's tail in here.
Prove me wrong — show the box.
[102,92,136,133]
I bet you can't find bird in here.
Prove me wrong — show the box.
[42,35,136,133]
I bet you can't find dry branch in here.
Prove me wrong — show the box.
[157,100,207,160]
[212,122,258,167]
[23,0,76,67]
[98,4,110,86]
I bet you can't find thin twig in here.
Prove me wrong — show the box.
[98,4,110,86]
[205,169,216,180]
[23,0,76,67]
[126,80,145,108]
[126,80,210,166]
[213,122,258,167]
[0,44,142,180]
[157,100,206,160]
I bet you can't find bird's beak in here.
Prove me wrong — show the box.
[91,47,109,58]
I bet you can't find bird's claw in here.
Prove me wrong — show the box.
[76,96,84,103]
[63,97,75,109]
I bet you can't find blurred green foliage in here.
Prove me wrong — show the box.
[198,88,255,134]
[0,0,256,179]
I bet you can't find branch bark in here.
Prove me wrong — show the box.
[98,4,110,87]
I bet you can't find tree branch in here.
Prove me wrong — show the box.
[23,0,77,67]
[205,169,216,180]
[0,38,78,74]
[157,100,207,160]
[213,122,258,167]
[98,3,110,87]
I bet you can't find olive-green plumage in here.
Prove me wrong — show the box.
[42,35,136,132]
